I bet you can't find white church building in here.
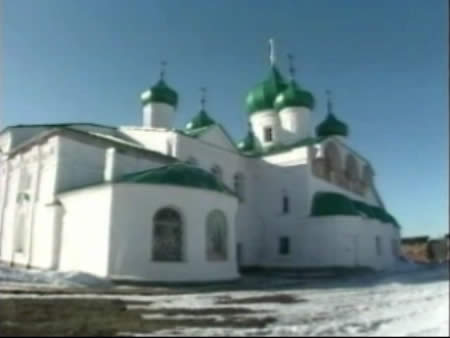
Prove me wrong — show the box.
[0,44,401,283]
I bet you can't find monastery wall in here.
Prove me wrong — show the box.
[58,185,113,277]
[107,184,239,282]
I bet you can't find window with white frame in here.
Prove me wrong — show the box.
[206,210,228,261]
[14,213,26,254]
[282,195,289,214]
[263,127,273,142]
[152,208,183,262]
[233,173,245,202]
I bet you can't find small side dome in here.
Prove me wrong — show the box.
[140,79,178,108]
[185,109,215,130]
[274,80,315,111]
[316,113,349,138]
[237,129,256,152]
[245,66,287,115]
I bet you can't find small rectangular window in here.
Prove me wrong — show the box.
[279,237,290,255]
[376,236,382,257]
[282,196,289,214]
[264,127,273,142]
[14,214,26,254]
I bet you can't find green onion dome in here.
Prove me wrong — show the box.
[185,109,216,130]
[237,129,256,152]
[316,113,349,138]
[140,79,178,108]
[245,66,287,115]
[274,80,315,111]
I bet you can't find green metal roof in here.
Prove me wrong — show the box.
[245,66,287,115]
[274,80,315,111]
[316,113,349,138]
[117,163,236,196]
[311,192,359,217]
[141,79,178,108]
[310,191,400,227]
[185,110,216,130]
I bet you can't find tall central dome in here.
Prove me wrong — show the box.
[245,66,287,114]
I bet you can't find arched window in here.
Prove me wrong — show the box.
[233,173,245,202]
[345,154,359,191]
[186,157,198,167]
[206,210,228,261]
[324,142,342,183]
[211,165,223,182]
[152,208,183,262]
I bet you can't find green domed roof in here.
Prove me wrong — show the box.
[118,163,234,196]
[274,80,315,111]
[311,192,359,216]
[185,109,216,130]
[245,66,287,115]
[140,79,178,108]
[310,191,400,227]
[237,129,256,152]
[316,113,349,138]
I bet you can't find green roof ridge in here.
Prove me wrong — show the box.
[310,191,400,227]
[117,162,236,197]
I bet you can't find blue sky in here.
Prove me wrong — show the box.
[2,0,448,237]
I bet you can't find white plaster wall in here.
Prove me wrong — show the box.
[233,158,263,267]
[56,136,165,193]
[142,102,175,129]
[172,131,264,268]
[118,127,176,156]
[197,126,238,153]
[174,133,242,189]
[108,184,239,282]
[58,185,113,277]
[249,110,281,150]
[0,133,12,154]
[56,137,108,192]
[279,107,311,145]
[252,154,311,266]
[6,127,49,151]
[0,137,59,268]
[261,216,398,271]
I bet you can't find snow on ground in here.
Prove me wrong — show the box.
[0,264,112,288]
[117,264,449,337]
[0,262,448,336]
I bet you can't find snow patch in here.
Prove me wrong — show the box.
[0,264,112,288]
